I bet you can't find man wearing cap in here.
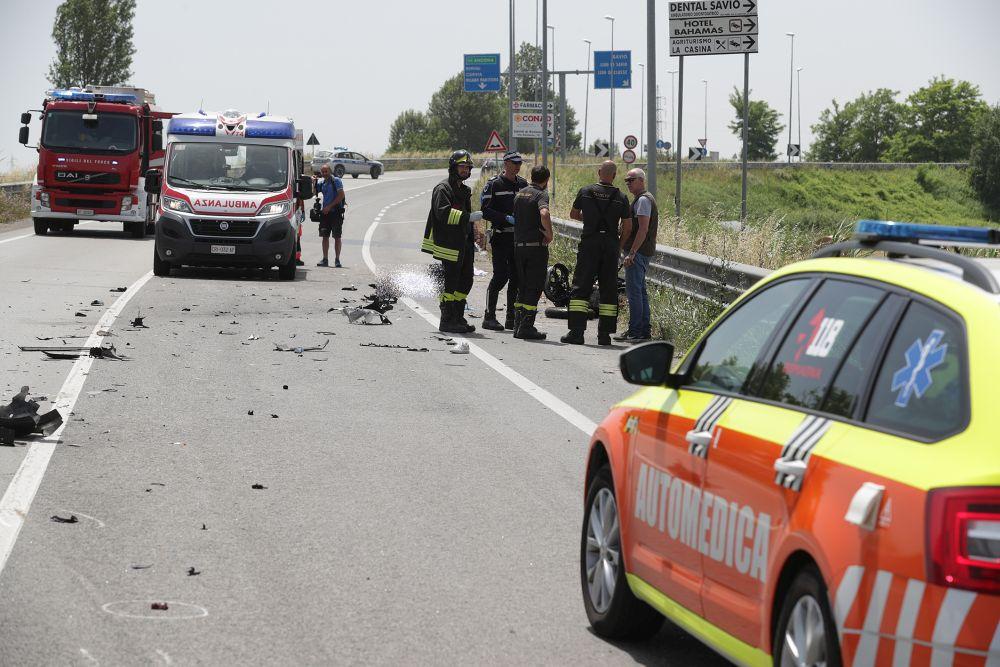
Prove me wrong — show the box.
[479,150,528,331]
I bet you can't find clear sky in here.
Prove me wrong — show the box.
[2,0,999,171]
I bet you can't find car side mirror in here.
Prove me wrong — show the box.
[620,341,681,387]
[297,175,314,200]
[18,125,29,145]
[144,169,162,194]
[20,112,31,125]
[151,120,163,153]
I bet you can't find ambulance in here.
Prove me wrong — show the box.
[582,220,1000,666]
[144,109,312,279]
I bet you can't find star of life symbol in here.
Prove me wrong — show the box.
[890,329,947,408]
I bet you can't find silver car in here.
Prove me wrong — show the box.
[311,150,383,179]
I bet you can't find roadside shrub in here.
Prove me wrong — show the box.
[969,105,1000,219]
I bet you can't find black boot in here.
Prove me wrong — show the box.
[518,311,547,340]
[439,301,467,334]
[598,332,613,346]
[561,310,587,344]
[512,307,525,339]
[455,301,476,334]
[504,311,516,330]
[483,290,503,331]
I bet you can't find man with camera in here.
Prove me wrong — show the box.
[313,163,345,267]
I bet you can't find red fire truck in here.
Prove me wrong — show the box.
[18,86,174,237]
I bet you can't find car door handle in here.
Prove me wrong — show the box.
[773,459,807,479]
[685,430,712,447]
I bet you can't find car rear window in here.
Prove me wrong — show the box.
[757,280,884,410]
[864,301,967,440]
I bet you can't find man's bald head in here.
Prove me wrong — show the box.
[598,160,617,183]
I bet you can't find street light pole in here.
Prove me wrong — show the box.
[639,63,645,158]
[796,66,804,162]
[509,0,516,152]
[786,32,795,164]
[547,25,555,72]
[583,39,591,154]
[604,14,615,158]
[541,0,548,168]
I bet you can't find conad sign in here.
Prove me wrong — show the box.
[512,112,554,139]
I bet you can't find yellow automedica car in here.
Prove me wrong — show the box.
[581,221,1000,666]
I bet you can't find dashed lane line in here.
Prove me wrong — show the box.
[362,192,598,437]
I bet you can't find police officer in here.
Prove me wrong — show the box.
[480,150,527,331]
[562,160,632,346]
[511,165,554,340]
[421,150,483,334]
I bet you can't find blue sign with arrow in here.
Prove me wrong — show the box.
[594,50,631,89]
[464,54,501,93]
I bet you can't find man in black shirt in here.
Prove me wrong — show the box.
[562,161,631,346]
[512,165,554,341]
[480,150,528,331]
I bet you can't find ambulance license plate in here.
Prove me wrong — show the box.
[76,209,94,216]
[211,245,236,255]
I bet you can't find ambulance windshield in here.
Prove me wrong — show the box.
[167,143,289,192]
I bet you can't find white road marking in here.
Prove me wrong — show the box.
[0,270,154,577]
[362,192,598,437]
[0,233,32,245]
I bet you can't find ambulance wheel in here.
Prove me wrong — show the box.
[333,165,345,178]
[773,566,842,667]
[370,167,380,179]
[152,246,171,277]
[277,252,297,281]
[33,218,48,236]
[581,465,663,640]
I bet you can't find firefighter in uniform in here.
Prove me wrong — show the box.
[511,164,553,340]
[562,160,632,346]
[480,150,527,331]
[421,150,483,334]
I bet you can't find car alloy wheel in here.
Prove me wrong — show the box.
[781,595,827,667]
[584,487,620,614]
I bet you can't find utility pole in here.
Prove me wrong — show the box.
[645,0,656,196]
[786,32,795,164]
[797,66,804,162]
[583,39,591,154]
[541,0,548,169]
[668,69,677,156]
[605,15,615,158]
[509,0,517,152]
[639,63,645,159]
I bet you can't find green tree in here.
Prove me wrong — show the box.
[884,77,989,162]
[426,73,508,151]
[969,104,1000,217]
[502,42,581,151]
[808,100,855,161]
[47,0,136,88]
[808,89,904,162]
[387,109,448,152]
[727,87,783,161]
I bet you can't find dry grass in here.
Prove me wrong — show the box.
[0,166,35,184]
[0,189,30,224]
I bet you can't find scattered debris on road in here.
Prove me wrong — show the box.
[343,307,391,325]
[247,410,254,416]
[21,344,125,361]
[130,564,152,570]
[50,514,78,524]
[151,602,169,611]
[274,340,329,353]
[342,285,358,291]
[450,342,470,355]
[110,287,127,293]
[74,312,87,318]
[187,567,201,576]
[1,386,63,440]
[251,483,267,490]
[130,314,148,328]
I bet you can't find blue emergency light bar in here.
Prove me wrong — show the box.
[855,220,1000,246]
[49,89,138,104]
[168,117,295,139]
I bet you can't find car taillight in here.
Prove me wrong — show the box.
[927,487,1000,594]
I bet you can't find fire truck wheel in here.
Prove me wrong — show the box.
[129,221,146,239]
[773,565,842,667]
[580,465,664,640]
[33,219,49,236]
[152,247,172,277]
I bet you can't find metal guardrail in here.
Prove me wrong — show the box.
[0,181,32,195]
[550,161,970,171]
[551,217,770,304]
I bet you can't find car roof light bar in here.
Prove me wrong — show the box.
[855,220,1000,246]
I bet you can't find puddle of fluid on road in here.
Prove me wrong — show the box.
[101,600,208,620]
[371,265,441,300]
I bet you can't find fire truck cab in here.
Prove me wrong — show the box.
[19,86,173,238]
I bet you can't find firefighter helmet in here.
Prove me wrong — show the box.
[448,149,474,179]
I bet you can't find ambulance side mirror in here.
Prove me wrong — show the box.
[296,175,314,200]
[620,341,680,387]
[144,169,162,194]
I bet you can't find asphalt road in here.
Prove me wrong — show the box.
[0,170,728,665]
